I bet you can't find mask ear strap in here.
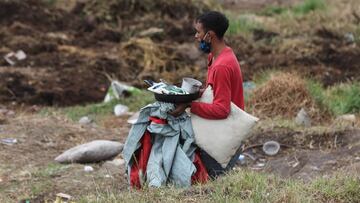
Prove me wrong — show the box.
[203,31,209,41]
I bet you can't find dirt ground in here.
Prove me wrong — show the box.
[0,110,359,202]
[1,0,359,106]
[0,111,130,202]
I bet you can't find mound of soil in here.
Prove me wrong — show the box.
[249,73,324,120]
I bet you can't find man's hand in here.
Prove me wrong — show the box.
[168,103,190,117]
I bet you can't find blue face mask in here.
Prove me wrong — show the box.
[199,32,211,54]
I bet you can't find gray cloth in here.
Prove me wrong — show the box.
[122,102,197,187]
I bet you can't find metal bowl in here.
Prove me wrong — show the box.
[154,92,199,103]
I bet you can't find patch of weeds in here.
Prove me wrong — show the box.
[259,0,326,17]
[355,26,360,44]
[251,69,282,86]
[326,82,360,115]
[306,79,328,112]
[228,15,261,36]
[260,5,288,16]
[78,169,360,202]
[29,180,53,198]
[292,0,326,15]
[311,175,360,203]
[33,163,69,178]
[210,170,271,202]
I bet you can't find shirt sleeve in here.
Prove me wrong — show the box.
[190,65,231,119]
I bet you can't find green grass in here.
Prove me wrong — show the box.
[325,82,360,115]
[260,6,288,16]
[33,163,70,178]
[293,0,326,15]
[227,15,261,36]
[355,26,360,44]
[40,90,154,121]
[78,170,360,202]
[260,0,326,16]
[306,79,328,111]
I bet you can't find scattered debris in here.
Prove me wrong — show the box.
[242,152,257,161]
[114,104,129,117]
[139,27,164,37]
[238,154,246,165]
[84,165,94,172]
[243,81,256,91]
[1,138,17,145]
[295,108,311,127]
[0,108,15,117]
[262,141,281,156]
[344,32,355,44]
[3,50,27,65]
[56,193,72,202]
[104,81,141,103]
[79,116,92,125]
[55,140,124,164]
[251,161,266,170]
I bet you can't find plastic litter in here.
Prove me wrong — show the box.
[79,116,92,125]
[56,193,72,201]
[238,154,246,165]
[295,108,311,127]
[344,32,355,43]
[104,81,141,103]
[4,50,27,65]
[84,165,94,172]
[262,141,280,156]
[243,81,256,91]
[1,138,17,145]
[114,104,129,116]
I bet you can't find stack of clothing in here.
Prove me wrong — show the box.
[122,102,208,188]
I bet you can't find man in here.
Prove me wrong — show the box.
[169,11,244,178]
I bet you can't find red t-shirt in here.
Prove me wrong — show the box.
[190,46,244,119]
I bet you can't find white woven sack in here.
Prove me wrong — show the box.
[191,86,259,168]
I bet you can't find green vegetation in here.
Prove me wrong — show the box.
[306,79,328,111]
[78,170,360,202]
[227,15,261,36]
[40,90,154,121]
[33,163,70,178]
[326,82,360,115]
[293,0,326,15]
[261,6,288,16]
[260,0,326,16]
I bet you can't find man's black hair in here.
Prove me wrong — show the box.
[196,11,229,39]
